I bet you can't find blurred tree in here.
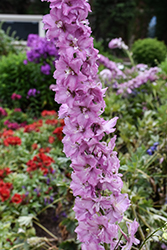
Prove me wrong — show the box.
[0,0,49,15]
[90,0,167,49]
[90,0,137,49]
[153,0,167,43]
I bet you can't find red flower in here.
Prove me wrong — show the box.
[11,193,23,204]
[38,153,54,167]
[41,167,49,175]
[26,152,54,174]
[53,126,64,140]
[45,119,58,125]
[5,182,13,190]
[3,136,21,146]
[0,187,10,202]
[24,120,43,133]
[26,159,38,172]
[48,136,55,144]
[0,168,11,179]
[1,129,13,138]
[5,168,11,175]
[60,119,65,126]
[41,110,57,117]
[32,143,38,150]
[0,180,6,188]
[39,147,51,153]
[24,124,36,132]
[0,170,4,179]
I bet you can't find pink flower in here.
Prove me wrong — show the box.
[0,107,7,117]
[11,93,22,100]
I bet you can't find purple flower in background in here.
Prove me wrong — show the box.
[27,89,40,98]
[108,37,128,50]
[25,34,59,65]
[41,64,51,75]
[23,59,27,65]
[46,178,50,185]
[27,34,39,47]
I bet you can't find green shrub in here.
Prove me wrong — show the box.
[0,22,21,57]
[160,58,167,75]
[132,38,167,66]
[0,53,58,115]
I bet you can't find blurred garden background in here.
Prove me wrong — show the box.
[0,0,167,249]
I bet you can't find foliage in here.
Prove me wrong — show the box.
[91,0,137,49]
[103,75,167,249]
[0,52,59,116]
[0,59,167,249]
[0,110,78,249]
[0,0,49,15]
[132,38,167,66]
[0,22,21,57]
[160,58,167,75]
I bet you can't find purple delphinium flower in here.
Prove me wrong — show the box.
[42,1,139,249]
[41,64,51,75]
[108,37,128,50]
[117,67,159,95]
[98,54,126,79]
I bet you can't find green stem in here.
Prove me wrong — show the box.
[114,234,123,250]
[138,226,164,250]
[125,50,135,67]
[33,220,58,241]
[37,197,63,215]
[104,242,110,250]
[131,204,149,250]
[10,243,24,250]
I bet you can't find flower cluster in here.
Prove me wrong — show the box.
[0,107,7,117]
[117,67,159,95]
[147,142,159,155]
[53,126,64,141]
[26,152,55,175]
[3,136,21,146]
[11,93,22,100]
[0,129,13,138]
[4,120,27,130]
[27,88,40,98]
[98,54,126,79]
[108,37,128,50]
[0,167,11,179]
[0,179,25,204]
[24,119,43,133]
[42,0,139,249]
[0,180,13,201]
[25,34,59,75]
[41,110,57,117]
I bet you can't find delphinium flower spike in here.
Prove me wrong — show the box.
[42,1,140,249]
